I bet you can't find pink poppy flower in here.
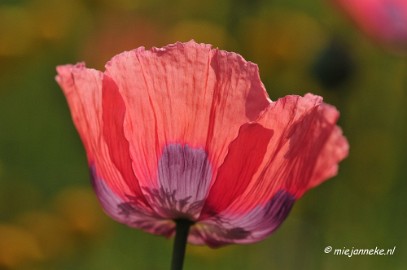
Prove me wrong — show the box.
[56,41,348,248]
[332,0,407,52]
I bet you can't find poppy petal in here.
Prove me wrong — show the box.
[200,123,273,219]
[56,64,149,208]
[104,41,270,210]
[189,190,295,247]
[56,63,103,162]
[223,94,348,215]
[90,166,175,237]
[102,75,148,205]
[257,94,348,198]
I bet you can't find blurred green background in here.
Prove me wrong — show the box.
[0,0,406,269]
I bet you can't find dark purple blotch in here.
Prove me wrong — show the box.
[154,144,212,219]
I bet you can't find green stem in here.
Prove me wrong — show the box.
[171,219,192,270]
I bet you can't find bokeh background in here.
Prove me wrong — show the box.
[0,0,406,269]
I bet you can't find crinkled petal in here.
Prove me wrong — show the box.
[90,166,174,237]
[200,123,273,219]
[104,40,270,217]
[56,64,149,208]
[101,75,148,205]
[56,63,103,161]
[221,94,348,215]
[190,190,295,247]
[195,94,347,246]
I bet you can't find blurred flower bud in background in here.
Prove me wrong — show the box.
[311,38,355,90]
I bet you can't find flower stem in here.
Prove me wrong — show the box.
[171,219,192,270]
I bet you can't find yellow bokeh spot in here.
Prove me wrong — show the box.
[0,6,35,57]
[242,8,327,70]
[17,211,73,260]
[0,224,43,269]
[27,0,86,41]
[54,187,109,239]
